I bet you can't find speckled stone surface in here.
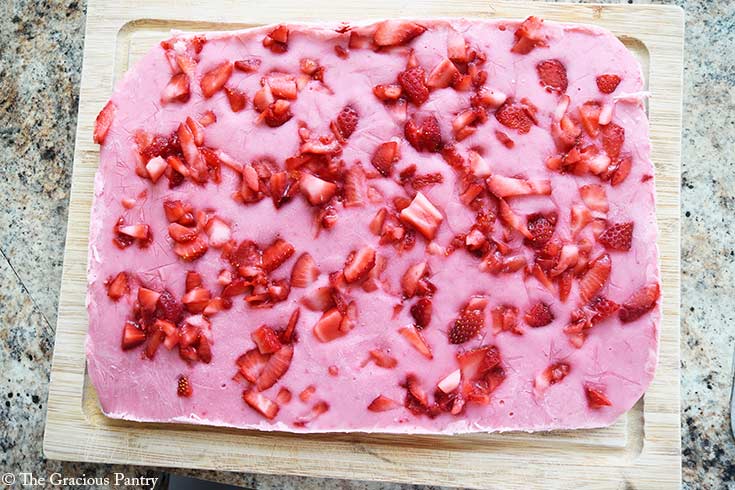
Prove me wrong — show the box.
[0,0,731,488]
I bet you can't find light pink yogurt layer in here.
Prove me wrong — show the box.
[87,18,660,433]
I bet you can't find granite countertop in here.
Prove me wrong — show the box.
[0,0,732,488]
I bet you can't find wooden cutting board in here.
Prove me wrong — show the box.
[44,1,684,488]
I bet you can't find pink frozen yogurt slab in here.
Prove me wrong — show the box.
[87,17,661,434]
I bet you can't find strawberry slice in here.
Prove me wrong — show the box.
[399,192,443,240]
[173,236,208,262]
[234,57,261,73]
[596,74,622,94]
[200,61,233,98]
[371,140,399,176]
[578,101,602,137]
[373,20,425,47]
[410,298,432,328]
[399,325,433,359]
[343,164,366,208]
[252,325,283,354]
[276,387,292,404]
[448,301,486,344]
[269,171,297,208]
[511,16,547,54]
[491,304,520,335]
[266,73,298,100]
[582,295,620,325]
[261,238,295,272]
[368,395,401,412]
[236,348,269,383]
[204,217,231,248]
[177,375,193,397]
[182,287,211,313]
[437,369,462,394]
[533,362,570,395]
[144,328,166,359]
[367,349,398,369]
[601,123,625,159]
[106,272,129,300]
[93,101,116,144]
[578,253,612,304]
[262,25,289,53]
[331,105,359,141]
[137,287,160,312]
[343,246,376,283]
[203,297,231,316]
[397,66,429,105]
[525,213,556,248]
[619,283,660,323]
[404,114,442,152]
[290,253,319,288]
[256,343,294,391]
[536,59,568,93]
[373,84,402,101]
[243,389,279,419]
[427,58,460,89]
[401,261,428,298]
[524,302,554,327]
[598,222,634,251]
[300,173,337,206]
[161,73,191,104]
[157,289,183,323]
[486,175,551,197]
[585,385,612,408]
[495,100,534,134]
[118,224,150,239]
[224,87,247,112]
[498,199,532,239]
[168,223,197,243]
[579,184,609,213]
[313,308,346,342]
[145,156,168,183]
[121,321,145,350]
[610,155,633,186]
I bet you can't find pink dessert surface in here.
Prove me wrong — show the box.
[87,17,660,433]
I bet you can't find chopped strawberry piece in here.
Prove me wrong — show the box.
[261,238,295,272]
[203,297,231,316]
[144,328,166,359]
[343,164,366,208]
[410,298,432,328]
[534,362,570,395]
[437,369,462,394]
[234,57,261,73]
[93,100,116,144]
[582,295,621,325]
[579,184,609,213]
[598,222,634,251]
[256,344,294,391]
[511,16,547,54]
[157,290,183,323]
[224,87,247,112]
[495,100,534,134]
[486,175,551,198]
[449,300,486,344]
[404,114,442,152]
[269,171,298,208]
[367,349,398,369]
[173,236,209,262]
[331,105,359,141]
[596,74,622,94]
[181,287,211,313]
[399,192,443,240]
[601,123,625,159]
[578,253,612,304]
[163,199,192,223]
[106,272,129,300]
[536,59,568,93]
[524,302,554,327]
[368,395,400,412]
[145,156,167,183]
[610,155,633,186]
[427,58,460,89]
[525,213,556,248]
[118,224,150,240]
[373,83,403,101]
[168,222,197,243]
[290,253,319,288]
[619,283,660,323]
[266,73,298,100]
[200,61,233,98]
[299,385,316,402]
[252,325,283,354]
[399,325,433,359]
[313,308,346,342]
[491,304,520,335]
[497,199,532,239]
[121,321,146,350]
[236,348,269,383]
[370,140,399,177]
[400,261,428,298]
[278,308,300,344]
[300,173,337,206]
[137,287,160,312]
[397,66,429,105]
[161,73,191,104]
[373,20,426,47]
[204,217,231,248]
[263,25,289,53]
[243,389,279,419]
[578,101,602,137]
[276,387,292,404]
[174,375,192,398]
[343,246,376,283]
[585,385,612,408]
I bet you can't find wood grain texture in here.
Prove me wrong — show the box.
[44,1,684,488]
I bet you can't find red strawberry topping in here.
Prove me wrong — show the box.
[368,395,400,412]
[397,66,429,106]
[598,222,634,251]
[524,302,554,327]
[261,238,295,272]
[495,100,535,134]
[373,20,426,47]
[578,253,612,304]
[449,299,486,344]
[410,298,433,328]
[511,16,547,54]
[371,140,399,177]
[106,272,129,300]
[619,283,660,323]
[343,246,376,283]
[93,101,116,144]
[224,87,247,112]
[177,375,193,397]
[252,325,283,354]
[200,62,233,98]
[331,105,359,141]
[596,74,622,94]
[256,343,294,390]
[536,59,568,93]
[404,114,442,152]
[399,325,433,359]
[121,321,146,350]
[243,389,279,419]
[585,385,612,409]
